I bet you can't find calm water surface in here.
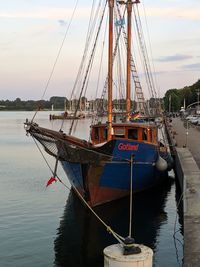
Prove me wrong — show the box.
[0,111,183,266]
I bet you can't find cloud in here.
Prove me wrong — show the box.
[182,63,200,70]
[58,20,68,27]
[0,7,90,20]
[145,7,200,21]
[157,54,193,62]
[153,71,168,75]
[2,5,199,21]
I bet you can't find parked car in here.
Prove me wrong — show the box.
[186,115,197,120]
[190,117,199,125]
[197,118,200,126]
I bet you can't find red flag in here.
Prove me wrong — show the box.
[46,177,57,187]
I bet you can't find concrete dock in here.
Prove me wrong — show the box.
[167,117,200,266]
[171,118,200,169]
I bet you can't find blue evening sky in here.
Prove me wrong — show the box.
[0,0,200,100]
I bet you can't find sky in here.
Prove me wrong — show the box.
[0,0,200,100]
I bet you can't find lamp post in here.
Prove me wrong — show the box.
[197,89,200,114]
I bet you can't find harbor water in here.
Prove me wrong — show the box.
[0,111,183,267]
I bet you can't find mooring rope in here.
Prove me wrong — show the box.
[129,154,134,238]
[32,137,71,190]
[69,182,126,244]
[31,136,126,245]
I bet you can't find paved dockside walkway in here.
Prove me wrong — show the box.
[171,117,200,169]
[169,117,200,266]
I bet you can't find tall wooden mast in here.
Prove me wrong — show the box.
[126,0,132,120]
[107,0,114,141]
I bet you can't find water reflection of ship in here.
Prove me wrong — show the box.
[54,179,174,267]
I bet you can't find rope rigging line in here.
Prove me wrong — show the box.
[136,5,159,105]
[90,14,108,128]
[95,11,108,101]
[133,6,155,101]
[159,121,169,147]
[141,1,160,97]
[116,40,125,101]
[69,0,102,103]
[56,0,103,132]
[136,5,156,91]
[140,1,163,114]
[114,13,127,103]
[31,0,79,123]
[82,1,108,101]
[134,4,162,115]
[118,37,126,103]
[69,0,107,135]
[130,9,152,100]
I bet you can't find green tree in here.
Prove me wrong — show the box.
[164,89,181,112]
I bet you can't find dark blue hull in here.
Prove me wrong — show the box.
[61,139,168,206]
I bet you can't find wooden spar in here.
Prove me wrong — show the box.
[126,0,132,121]
[107,0,114,141]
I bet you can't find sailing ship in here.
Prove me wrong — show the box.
[49,99,85,120]
[49,111,85,120]
[25,0,172,207]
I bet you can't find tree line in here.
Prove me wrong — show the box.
[0,97,66,111]
[1,79,199,112]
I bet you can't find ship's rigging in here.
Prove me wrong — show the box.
[25,0,171,209]
[32,0,162,134]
